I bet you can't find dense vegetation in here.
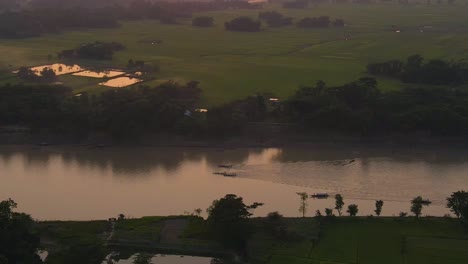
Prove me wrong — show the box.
[192,16,214,27]
[296,16,345,28]
[368,55,468,85]
[0,199,41,264]
[0,0,261,38]
[259,11,293,27]
[58,42,125,60]
[2,189,468,263]
[4,77,468,138]
[225,16,262,32]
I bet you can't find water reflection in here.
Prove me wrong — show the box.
[1,145,468,219]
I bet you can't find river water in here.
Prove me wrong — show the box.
[1,145,467,220]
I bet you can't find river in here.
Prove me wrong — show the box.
[1,144,467,220]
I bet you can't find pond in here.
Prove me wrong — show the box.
[99,77,143,88]
[1,145,467,220]
[30,64,83,76]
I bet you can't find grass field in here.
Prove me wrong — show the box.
[1,3,468,105]
[252,217,468,264]
[37,216,468,264]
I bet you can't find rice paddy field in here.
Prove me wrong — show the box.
[1,3,468,105]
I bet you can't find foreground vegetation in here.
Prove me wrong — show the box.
[2,190,468,264]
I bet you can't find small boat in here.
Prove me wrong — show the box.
[310,193,329,199]
[213,171,237,177]
[218,164,233,168]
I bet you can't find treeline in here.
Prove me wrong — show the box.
[3,77,468,138]
[0,0,262,38]
[58,42,125,60]
[225,13,345,31]
[285,78,468,135]
[297,16,345,28]
[367,55,468,85]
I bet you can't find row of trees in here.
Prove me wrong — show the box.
[6,76,468,138]
[0,0,262,38]
[367,54,468,85]
[58,42,125,60]
[297,16,345,28]
[224,15,345,31]
[17,67,57,83]
[295,191,468,219]
[285,77,468,136]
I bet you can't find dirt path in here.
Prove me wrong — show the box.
[160,218,189,244]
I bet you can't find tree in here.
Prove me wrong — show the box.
[207,194,263,250]
[347,204,358,216]
[325,208,333,217]
[0,199,41,264]
[446,191,468,218]
[193,208,202,217]
[265,212,286,239]
[192,16,214,27]
[225,16,261,32]
[296,192,309,217]
[335,194,344,216]
[375,200,384,216]
[411,196,427,218]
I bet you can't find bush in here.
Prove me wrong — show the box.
[192,16,214,27]
[225,16,261,32]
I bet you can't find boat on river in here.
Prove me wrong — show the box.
[310,193,329,199]
[213,171,237,177]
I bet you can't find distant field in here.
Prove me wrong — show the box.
[1,3,468,105]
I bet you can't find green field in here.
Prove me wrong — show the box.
[1,3,468,105]
[37,216,468,264]
[248,217,468,264]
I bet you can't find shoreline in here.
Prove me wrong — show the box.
[4,130,468,149]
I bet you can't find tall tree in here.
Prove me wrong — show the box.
[375,200,384,216]
[0,199,41,264]
[335,194,345,216]
[411,196,428,218]
[207,194,263,250]
[446,191,468,218]
[347,204,359,216]
[296,192,309,217]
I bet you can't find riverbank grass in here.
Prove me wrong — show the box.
[37,216,468,264]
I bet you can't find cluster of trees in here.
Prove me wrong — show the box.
[0,0,262,38]
[297,16,345,28]
[0,81,203,138]
[259,11,293,27]
[0,199,41,264]
[58,42,125,60]
[206,194,263,251]
[192,16,214,27]
[285,78,468,136]
[225,16,262,32]
[6,76,468,139]
[367,55,468,85]
[17,67,57,83]
[283,0,309,9]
